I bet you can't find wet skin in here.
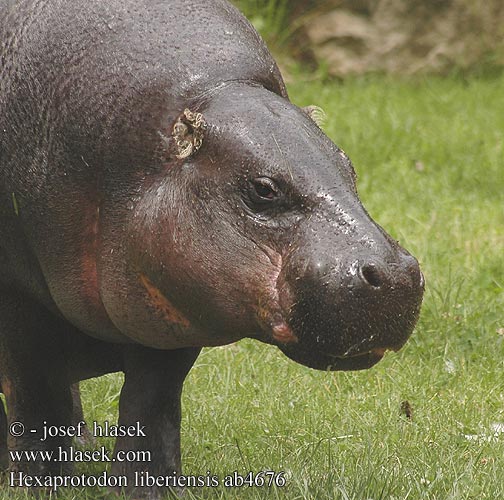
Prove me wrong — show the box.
[0,0,424,497]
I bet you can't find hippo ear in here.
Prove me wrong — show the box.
[302,105,326,128]
[171,108,207,159]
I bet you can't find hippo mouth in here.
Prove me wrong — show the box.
[256,286,415,372]
[278,344,397,371]
[256,293,414,371]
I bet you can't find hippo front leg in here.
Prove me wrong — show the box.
[0,290,73,480]
[111,345,201,499]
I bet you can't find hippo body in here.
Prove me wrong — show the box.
[0,0,424,497]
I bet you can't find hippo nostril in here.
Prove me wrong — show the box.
[360,263,383,288]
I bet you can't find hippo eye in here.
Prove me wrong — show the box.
[250,177,280,203]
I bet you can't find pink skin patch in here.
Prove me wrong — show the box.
[139,274,191,328]
[272,322,298,344]
[80,205,106,312]
[256,248,298,344]
[371,347,387,357]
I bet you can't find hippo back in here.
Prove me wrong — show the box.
[1,0,287,183]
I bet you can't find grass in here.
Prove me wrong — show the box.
[1,74,503,499]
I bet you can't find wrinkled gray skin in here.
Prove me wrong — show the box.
[0,0,424,497]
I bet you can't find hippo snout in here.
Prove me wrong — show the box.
[276,246,424,371]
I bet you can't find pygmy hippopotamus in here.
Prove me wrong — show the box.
[0,0,424,497]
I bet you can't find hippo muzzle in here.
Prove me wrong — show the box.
[277,250,424,370]
[261,188,425,371]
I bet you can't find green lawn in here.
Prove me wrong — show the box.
[2,74,503,499]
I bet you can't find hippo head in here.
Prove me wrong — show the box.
[119,82,423,371]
